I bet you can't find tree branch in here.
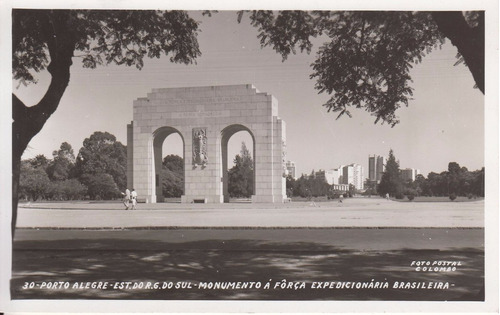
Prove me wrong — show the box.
[13,10,76,157]
[432,11,484,93]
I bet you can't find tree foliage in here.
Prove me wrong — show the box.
[408,163,484,197]
[378,149,403,197]
[19,160,51,201]
[46,142,75,181]
[13,10,201,84]
[240,10,484,126]
[161,154,184,198]
[285,175,296,197]
[287,171,330,198]
[74,131,127,191]
[80,173,120,200]
[228,142,254,198]
[47,179,87,201]
[29,154,50,170]
[18,136,130,201]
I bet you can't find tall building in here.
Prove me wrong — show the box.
[342,163,364,190]
[368,155,376,181]
[325,168,341,185]
[286,161,296,179]
[376,156,385,182]
[400,168,421,182]
[315,170,326,182]
[368,155,386,183]
[338,164,345,184]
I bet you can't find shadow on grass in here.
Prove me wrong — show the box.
[12,238,484,301]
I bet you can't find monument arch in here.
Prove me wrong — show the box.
[127,84,287,203]
[220,124,256,203]
[152,126,185,203]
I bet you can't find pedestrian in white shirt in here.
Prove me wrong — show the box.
[131,189,138,210]
[121,188,131,210]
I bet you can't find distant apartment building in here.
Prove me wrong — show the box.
[325,168,342,185]
[286,161,296,179]
[332,184,349,191]
[400,168,421,182]
[315,164,364,190]
[368,155,386,183]
[315,170,326,182]
[342,163,364,190]
[338,164,345,184]
[376,156,385,182]
[368,155,376,180]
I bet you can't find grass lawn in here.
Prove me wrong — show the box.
[290,196,336,202]
[395,196,484,203]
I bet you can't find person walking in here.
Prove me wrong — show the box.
[131,188,138,210]
[122,188,131,210]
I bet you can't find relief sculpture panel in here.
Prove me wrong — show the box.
[192,127,208,167]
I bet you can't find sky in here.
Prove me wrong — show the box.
[13,10,485,177]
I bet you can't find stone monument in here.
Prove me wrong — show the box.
[127,84,287,203]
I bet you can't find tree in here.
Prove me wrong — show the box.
[228,142,254,198]
[240,11,484,126]
[378,149,403,197]
[29,154,50,170]
[74,131,127,191]
[46,142,75,181]
[12,9,203,237]
[448,162,464,195]
[80,173,120,200]
[402,164,484,198]
[310,172,330,197]
[295,174,311,198]
[48,179,87,201]
[285,175,296,197]
[472,167,485,197]
[19,161,51,201]
[161,155,184,198]
[412,174,427,196]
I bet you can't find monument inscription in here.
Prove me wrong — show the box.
[163,96,242,105]
[171,110,230,119]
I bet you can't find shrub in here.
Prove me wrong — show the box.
[449,193,457,201]
[80,173,120,200]
[395,192,405,200]
[404,188,417,201]
[467,193,473,199]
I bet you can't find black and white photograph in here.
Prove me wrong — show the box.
[0,0,498,313]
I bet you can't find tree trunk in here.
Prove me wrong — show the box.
[11,11,75,238]
[12,148,21,239]
[432,11,484,94]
